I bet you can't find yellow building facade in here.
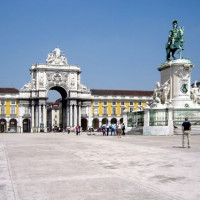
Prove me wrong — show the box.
[91,89,153,129]
[0,88,19,133]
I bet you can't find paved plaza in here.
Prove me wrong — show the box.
[0,132,200,200]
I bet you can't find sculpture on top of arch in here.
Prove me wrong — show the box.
[46,47,68,65]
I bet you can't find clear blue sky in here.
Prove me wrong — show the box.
[1,0,200,100]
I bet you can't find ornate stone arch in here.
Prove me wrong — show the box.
[46,85,68,99]
[19,47,92,133]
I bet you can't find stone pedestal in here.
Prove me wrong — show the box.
[158,59,194,108]
[143,105,174,136]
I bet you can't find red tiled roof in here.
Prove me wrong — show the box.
[0,88,19,94]
[90,89,153,96]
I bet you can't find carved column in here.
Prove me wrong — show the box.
[88,105,92,127]
[70,104,73,127]
[74,104,77,126]
[67,101,70,127]
[43,105,47,132]
[18,104,22,133]
[31,103,35,132]
[35,105,39,132]
[38,104,41,132]
[78,103,81,126]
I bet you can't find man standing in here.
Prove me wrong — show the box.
[116,122,122,138]
[182,117,191,148]
[122,123,125,135]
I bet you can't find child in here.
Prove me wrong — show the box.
[103,128,106,136]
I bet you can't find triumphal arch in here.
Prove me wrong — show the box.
[19,47,92,132]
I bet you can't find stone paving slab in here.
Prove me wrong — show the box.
[0,133,200,200]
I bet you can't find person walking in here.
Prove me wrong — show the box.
[111,125,115,136]
[122,123,125,135]
[106,124,109,136]
[67,127,70,134]
[182,117,191,148]
[75,125,79,135]
[116,122,122,138]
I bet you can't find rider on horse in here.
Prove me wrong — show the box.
[166,20,184,61]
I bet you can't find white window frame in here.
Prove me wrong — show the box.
[112,107,116,115]
[11,106,15,115]
[103,107,107,114]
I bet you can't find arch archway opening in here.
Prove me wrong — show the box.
[81,118,88,131]
[0,119,7,133]
[9,119,17,132]
[23,119,31,133]
[93,118,99,129]
[111,118,117,124]
[47,86,68,132]
[49,86,67,99]
[102,118,108,125]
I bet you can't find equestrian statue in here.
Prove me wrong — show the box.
[166,20,184,61]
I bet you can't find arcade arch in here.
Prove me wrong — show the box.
[102,118,108,125]
[111,118,117,124]
[81,118,87,131]
[23,119,30,133]
[9,119,17,132]
[0,119,6,133]
[47,86,68,131]
[48,86,67,99]
[92,118,99,129]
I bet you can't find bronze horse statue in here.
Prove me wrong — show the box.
[166,20,184,61]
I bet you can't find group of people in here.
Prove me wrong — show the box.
[102,123,125,137]
[52,118,191,147]
[52,126,79,134]
[52,127,65,132]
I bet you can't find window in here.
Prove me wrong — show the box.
[1,106,5,114]
[25,107,29,114]
[55,115,57,118]
[130,101,133,105]
[112,107,116,115]
[103,107,107,114]
[11,100,15,105]
[94,108,98,115]
[11,106,15,115]
[1,100,5,105]
[82,107,86,114]
[121,102,124,105]
[121,107,125,114]
[112,102,116,106]
[94,101,98,106]
[138,101,142,105]
[130,108,134,112]
[103,101,107,106]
